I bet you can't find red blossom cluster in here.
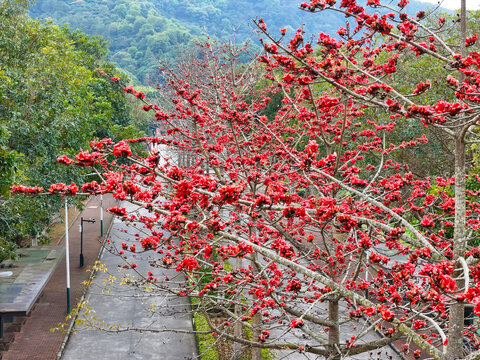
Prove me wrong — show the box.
[48,183,78,196]
[124,85,145,99]
[112,141,132,157]
[290,318,304,328]
[412,80,431,95]
[466,34,478,47]
[57,155,73,165]
[74,150,102,167]
[82,181,100,194]
[11,185,43,195]
[108,206,127,217]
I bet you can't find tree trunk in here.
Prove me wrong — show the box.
[446,0,468,357]
[328,298,341,360]
[446,134,467,360]
[251,312,262,360]
[232,258,243,358]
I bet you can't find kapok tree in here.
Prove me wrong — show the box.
[12,1,480,359]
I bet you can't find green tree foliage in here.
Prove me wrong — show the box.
[29,0,200,83]
[0,0,145,259]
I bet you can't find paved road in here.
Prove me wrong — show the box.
[61,201,197,360]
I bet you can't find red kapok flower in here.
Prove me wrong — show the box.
[421,216,435,227]
[290,318,304,328]
[108,207,127,217]
[48,183,67,195]
[176,257,199,272]
[381,309,395,321]
[466,34,478,47]
[82,181,100,194]
[57,155,73,165]
[66,183,78,196]
[112,141,132,157]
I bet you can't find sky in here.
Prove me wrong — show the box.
[420,0,480,9]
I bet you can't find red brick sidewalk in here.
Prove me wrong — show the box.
[2,195,117,360]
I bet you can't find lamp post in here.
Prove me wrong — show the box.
[100,194,104,238]
[79,217,95,267]
[65,199,71,313]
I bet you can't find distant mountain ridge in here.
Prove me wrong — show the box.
[29,0,447,83]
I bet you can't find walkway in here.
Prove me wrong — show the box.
[3,195,117,360]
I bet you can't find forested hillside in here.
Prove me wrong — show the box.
[30,0,440,83]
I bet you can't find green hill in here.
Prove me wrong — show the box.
[29,0,444,83]
[28,0,349,83]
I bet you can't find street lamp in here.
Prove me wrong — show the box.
[79,217,95,267]
[65,199,71,313]
[100,194,104,238]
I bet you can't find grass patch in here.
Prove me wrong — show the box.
[193,304,218,360]
[192,297,273,359]
[192,258,273,359]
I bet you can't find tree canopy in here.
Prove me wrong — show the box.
[0,0,146,259]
